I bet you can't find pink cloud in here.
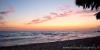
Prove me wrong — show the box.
[28,7,99,24]
[0,6,15,25]
[43,16,53,20]
[28,11,72,24]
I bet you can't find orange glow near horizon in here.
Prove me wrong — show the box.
[2,15,98,31]
[0,0,100,31]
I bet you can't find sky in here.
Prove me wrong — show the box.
[0,0,100,31]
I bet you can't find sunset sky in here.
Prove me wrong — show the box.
[0,0,100,31]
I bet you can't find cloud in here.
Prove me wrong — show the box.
[0,26,17,31]
[0,27,16,28]
[28,11,72,24]
[0,6,15,25]
[28,7,99,24]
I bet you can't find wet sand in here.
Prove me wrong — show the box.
[0,36,100,50]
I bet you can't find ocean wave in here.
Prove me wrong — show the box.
[0,31,100,46]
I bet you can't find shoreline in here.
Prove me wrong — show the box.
[0,36,100,50]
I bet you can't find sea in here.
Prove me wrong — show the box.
[0,31,100,47]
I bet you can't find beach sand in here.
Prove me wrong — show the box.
[0,36,100,50]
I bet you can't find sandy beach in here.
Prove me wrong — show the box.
[0,36,100,50]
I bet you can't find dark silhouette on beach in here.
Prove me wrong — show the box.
[76,0,100,20]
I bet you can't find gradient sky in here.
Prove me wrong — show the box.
[0,0,100,31]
